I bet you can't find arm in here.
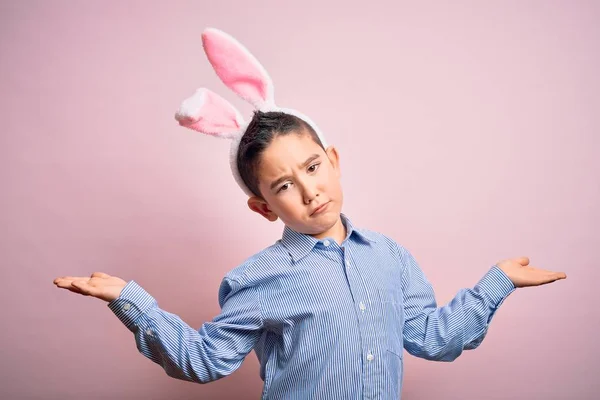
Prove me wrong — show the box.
[108,277,263,383]
[398,244,515,362]
[54,272,263,383]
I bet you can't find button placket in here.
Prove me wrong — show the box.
[342,245,375,374]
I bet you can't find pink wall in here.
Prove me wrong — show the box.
[2,1,598,398]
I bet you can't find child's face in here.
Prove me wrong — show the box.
[247,130,343,237]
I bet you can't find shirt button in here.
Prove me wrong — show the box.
[123,303,131,311]
[146,328,153,336]
[323,240,330,246]
[366,353,374,362]
[359,302,366,312]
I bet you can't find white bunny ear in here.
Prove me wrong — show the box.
[202,28,275,110]
[175,88,245,139]
[175,87,254,196]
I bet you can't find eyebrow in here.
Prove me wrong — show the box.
[269,154,321,191]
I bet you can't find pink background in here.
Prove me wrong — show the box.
[1,1,598,399]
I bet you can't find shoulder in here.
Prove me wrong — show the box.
[222,240,291,285]
[217,241,291,307]
[357,226,413,263]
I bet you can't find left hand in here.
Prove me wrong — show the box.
[496,257,567,288]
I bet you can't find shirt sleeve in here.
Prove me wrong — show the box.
[107,277,263,383]
[397,244,516,361]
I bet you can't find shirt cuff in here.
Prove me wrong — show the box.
[107,280,157,331]
[475,265,516,307]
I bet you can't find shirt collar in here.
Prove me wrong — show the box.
[280,213,378,263]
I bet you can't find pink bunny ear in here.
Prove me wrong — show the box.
[175,88,245,139]
[202,28,275,110]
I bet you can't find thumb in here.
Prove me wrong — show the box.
[514,256,530,266]
[91,272,110,279]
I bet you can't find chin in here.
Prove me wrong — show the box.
[311,212,340,231]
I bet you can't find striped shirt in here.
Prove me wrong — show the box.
[108,213,515,399]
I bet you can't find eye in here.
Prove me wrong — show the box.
[278,182,291,193]
[308,163,320,173]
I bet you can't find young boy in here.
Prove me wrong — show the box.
[53,29,566,399]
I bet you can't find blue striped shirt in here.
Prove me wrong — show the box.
[108,213,515,399]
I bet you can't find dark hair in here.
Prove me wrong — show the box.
[237,111,325,198]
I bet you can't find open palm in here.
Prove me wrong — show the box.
[497,257,567,288]
[53,272,127,302]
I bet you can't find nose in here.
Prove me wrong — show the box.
[301,182,319,205]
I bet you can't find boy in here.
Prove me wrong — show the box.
[53,28,566,399]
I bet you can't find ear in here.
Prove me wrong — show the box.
[247,196,279,222]
[324,146,341,177]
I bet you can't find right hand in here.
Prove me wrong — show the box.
[53,272,127,302]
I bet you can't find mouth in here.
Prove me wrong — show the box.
[311,201,331,216]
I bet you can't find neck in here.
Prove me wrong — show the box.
[311,214,347,245]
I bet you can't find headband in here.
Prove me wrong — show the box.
[174,28,328,197]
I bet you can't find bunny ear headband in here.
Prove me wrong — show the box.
[174,28,328,197]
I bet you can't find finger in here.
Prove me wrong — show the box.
[54,277,88,286]
[54,279,89,296]
[71,280,99,296]
[91,272,110,279]
[527,266,566,276]
[54,279,74,289]
[550,272,567,280]
[65,285,89,295]
[545,270,567,279]
[54,276,89,284]
[535,272,567,285]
